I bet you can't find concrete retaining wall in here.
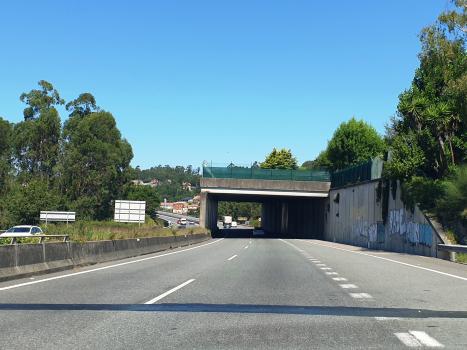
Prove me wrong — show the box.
[324,180,449,259]
[0,233,211,282]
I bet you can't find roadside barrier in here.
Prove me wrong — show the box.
[0,233,211,282]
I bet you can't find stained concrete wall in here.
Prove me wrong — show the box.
[325,180,448,259]
[262,198,325,239]
[201,178,331,193]
[0,233,211,282]
[200,192,218,231]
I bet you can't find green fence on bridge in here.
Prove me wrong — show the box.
[330,157,383,188]
[203,167,331,182]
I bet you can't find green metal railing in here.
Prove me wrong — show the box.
[203,167,331,182]
[330,157,383,188]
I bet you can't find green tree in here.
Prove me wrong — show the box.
[63,93,100,141]
[20,80,65,121]
[124,184,162,218]
[60,110,134,220]
[260,148,298,170]
[0,178,64,227]
[12,106,62,180]
[383,131,427,181]
[0,117,12,194]
[324,117,385,171]
[391,1,467,179]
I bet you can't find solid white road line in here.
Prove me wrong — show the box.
[375,317,402,321]
[145,279,195,304]
[291,239,467,282]
[409,331,444,347]
[339,284,358,289]
[349,293,372,299]
[0,237,226,292]
[395,333,422,347]
[228,255,238,261]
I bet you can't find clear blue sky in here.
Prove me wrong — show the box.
[0,0,448,170]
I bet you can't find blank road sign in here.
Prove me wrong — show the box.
[114,200,146,223]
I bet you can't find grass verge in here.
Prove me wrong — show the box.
[0,219,209,244]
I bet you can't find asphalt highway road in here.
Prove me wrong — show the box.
[0,230,466,349]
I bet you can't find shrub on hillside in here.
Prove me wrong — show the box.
[401,176,444,213]
[436,165,467,223]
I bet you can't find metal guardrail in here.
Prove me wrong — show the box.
[437,244,467,253]
[0,234,69,244]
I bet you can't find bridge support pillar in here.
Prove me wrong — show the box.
[200,192,218,232]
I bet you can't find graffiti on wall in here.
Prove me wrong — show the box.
[389,210,433,247]
[349,205,387,245]
[390,209,405,235]
[419,224,433,247]
[377,221,386,243]
[368,223,377,243]
[406,219,419,246]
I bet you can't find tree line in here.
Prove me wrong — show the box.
[0,81,139,228]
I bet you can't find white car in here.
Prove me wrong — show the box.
[252,228,265,236]
[231,221,238,227]
[0,225,44,237]
[180,218,187,225]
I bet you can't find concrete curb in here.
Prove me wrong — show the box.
[0,233,211,282]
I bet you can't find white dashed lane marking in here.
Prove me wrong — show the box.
[228,255,237,261]
[395,331,444,348]
[281,240,377,303]
[349,293,372,299]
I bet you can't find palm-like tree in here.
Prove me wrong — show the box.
[398,96,429,135]
[425,102,459,167]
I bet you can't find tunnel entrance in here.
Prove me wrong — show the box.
[200,178,329,239]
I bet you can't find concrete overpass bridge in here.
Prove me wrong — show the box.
[199,168,331,238]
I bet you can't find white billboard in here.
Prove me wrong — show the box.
[114,200,146,224]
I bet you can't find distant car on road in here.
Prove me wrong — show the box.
[177,219,182,224]
[0,225,44,237]
[252,228,265,236]
[180,218,187,225]
[231,221,237,228]
[189,220,195,224]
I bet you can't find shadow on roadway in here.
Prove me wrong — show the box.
[0,303,465,318]
[212,229,291,239]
